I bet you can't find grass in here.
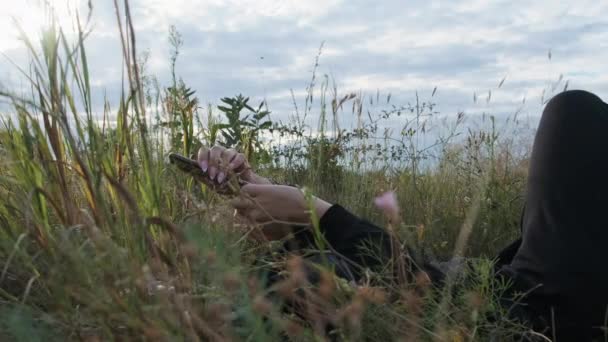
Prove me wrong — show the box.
[0,1,551,341]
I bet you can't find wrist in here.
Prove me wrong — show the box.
[314,197,332,220]
[288,193,332,225]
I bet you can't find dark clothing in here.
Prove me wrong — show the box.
[303,90,608,340]
[504,90,608,340]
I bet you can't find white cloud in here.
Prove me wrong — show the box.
[358,26,525,53]
[133,0,344,32]
[1,0,608,127]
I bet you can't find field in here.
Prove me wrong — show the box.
[0,3,552,341]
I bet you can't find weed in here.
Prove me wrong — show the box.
[0,1,544,340]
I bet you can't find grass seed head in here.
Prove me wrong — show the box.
[252,295,273,315]
[222,272,240,293]
[318,270,335,299]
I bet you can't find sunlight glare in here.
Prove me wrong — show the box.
[0,0,84,52]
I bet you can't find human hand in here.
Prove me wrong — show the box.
[197,146,271,187]
[230,184,332,240]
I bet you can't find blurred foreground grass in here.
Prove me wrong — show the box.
[0,2,545,341]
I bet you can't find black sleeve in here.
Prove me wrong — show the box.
[315,204,446,284]
[317,204,392,273]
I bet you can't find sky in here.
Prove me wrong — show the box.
[1,0,608,130]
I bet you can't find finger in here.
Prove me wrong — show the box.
[240,183,267,197]
[229,153,248,173]
[208,145,224,180]
[230,197,255,210]
[197,146,210,172]
[218,149,238,183]
[249,208,273,223]
[222,148,238,164]
[234,208,251,223]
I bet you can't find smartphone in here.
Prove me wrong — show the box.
[169,153,206,180]
[168,152,244,195]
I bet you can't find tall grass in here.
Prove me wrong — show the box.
[0,1,545,340]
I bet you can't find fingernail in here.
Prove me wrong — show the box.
[209,166,217,180]
[200,160,208,172]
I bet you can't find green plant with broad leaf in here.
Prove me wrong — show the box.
[214,94,273,165]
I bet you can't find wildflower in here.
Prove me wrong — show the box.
[286,255,306,284]
[205,251,217,264]
[415,271,431,289]
[357,286,387,304]
[318,270,335,299]
[181,242,198,258]
[252,295,272,315]
[247,276,259,295]
[374,191,400,223]
[342,297,365,329]
[205,302,231,325]
[465,290,485,312]
[284,319,304,337]
[222,272,240,293]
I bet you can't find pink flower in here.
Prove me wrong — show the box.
[374,191,400,223]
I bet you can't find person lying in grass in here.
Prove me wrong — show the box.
[196,90,608,341]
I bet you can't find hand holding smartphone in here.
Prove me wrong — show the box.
[169,152,245,195]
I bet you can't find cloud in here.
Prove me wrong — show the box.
[1,0,608,130]
[132,0,344,32]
